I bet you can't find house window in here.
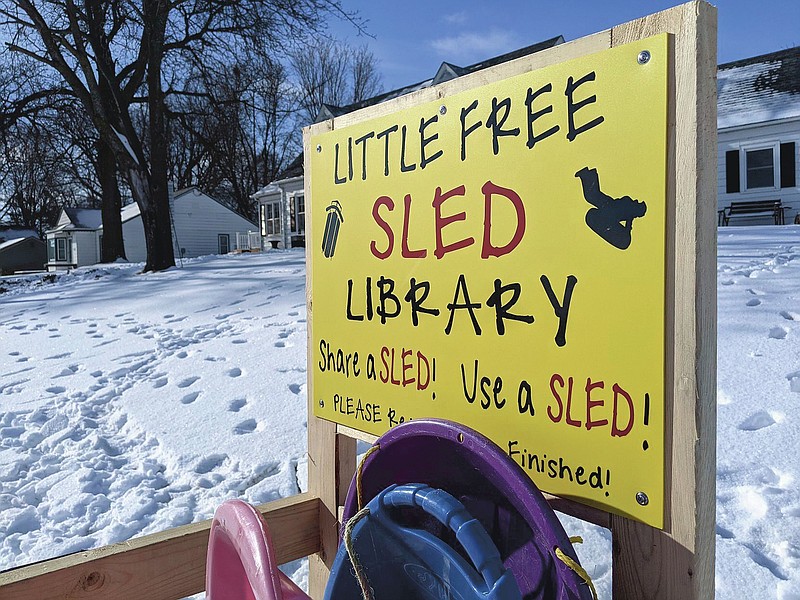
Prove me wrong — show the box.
[56,238,69,262]
[48,238,55,261]
[726,143,798,194]
[744,146,776,190]
[290,194,305,234]
[260,202,281,235]
[218,234,230,254]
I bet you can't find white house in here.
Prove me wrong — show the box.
[46,188,258,271]
[717,47,800,224]
[251,155,305,250]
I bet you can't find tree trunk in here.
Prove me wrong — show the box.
[127,165,174,272]
[141,0,175,273]
[97,137,126,262]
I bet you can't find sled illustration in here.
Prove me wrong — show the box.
[206,499,311,600]
[341,419,596,600]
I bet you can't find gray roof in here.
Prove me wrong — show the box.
[718,46,800,129]
[63,208,103,230]
[0,226,38,242]
[0,236,43,251]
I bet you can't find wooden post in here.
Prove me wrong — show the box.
[610,3,717,598]
[304,126,357,598]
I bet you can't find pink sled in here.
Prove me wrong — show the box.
[206,499,311,600]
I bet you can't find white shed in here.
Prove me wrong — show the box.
[115,188,259,261]
[45,188,258,270]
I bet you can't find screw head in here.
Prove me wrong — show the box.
[316,144,322,153]
[636,491,649,506]
[439,105,447,115]
[319,399,324,408]
[637,50,651,65]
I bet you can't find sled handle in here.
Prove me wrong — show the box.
[381,483,505,588]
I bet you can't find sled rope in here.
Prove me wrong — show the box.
[344,506,374,600]
[555,537,598,600]
[356,444,380,510]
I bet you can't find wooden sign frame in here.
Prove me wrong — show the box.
[0,3,715,599]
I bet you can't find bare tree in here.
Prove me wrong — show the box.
[350,44,382,105]
[291,38,383,124]
[1,0,357,272]
[0,120,77,236]
[167,52,300,218]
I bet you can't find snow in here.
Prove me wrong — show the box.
[2,228,800,598]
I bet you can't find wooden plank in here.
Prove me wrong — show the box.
[336,423,379,445]
[304,124,358,598]
[544,494,612,530]
[0,494,320,600]
[610,3,717,599]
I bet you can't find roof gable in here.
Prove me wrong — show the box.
[63,208,102,230]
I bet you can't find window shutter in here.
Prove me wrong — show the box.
[726,150,740,193]
[780,142,796,188]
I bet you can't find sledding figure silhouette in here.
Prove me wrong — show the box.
[575,167,647,250]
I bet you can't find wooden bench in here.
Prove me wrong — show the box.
[720,199,785,225]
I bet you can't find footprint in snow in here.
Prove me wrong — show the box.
[780,310,800,321]
[233,419,258,435]
[769,326,789,339]
[227,367,242,378]
[177,376,200,388]
[715,524,734,539]
[738,411,776,431]
[747,298,762,307]
[46,386,67,394]
[180,391,201,404]
[153,377,168,389]
[786,371,800,393]
[228,398,247,412]
[289,383,303,395]
[195,454,227,474]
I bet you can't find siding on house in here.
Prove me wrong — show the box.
[717,122,800,224]
[112,190,258,261]
[170,189,258,258]
[120,203,147,262]
[0,237,46,274]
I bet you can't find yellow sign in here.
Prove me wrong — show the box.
[309,35,668,527]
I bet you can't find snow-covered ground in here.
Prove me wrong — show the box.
[1,227,800,598]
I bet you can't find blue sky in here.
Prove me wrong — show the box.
[331,0,800,91]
